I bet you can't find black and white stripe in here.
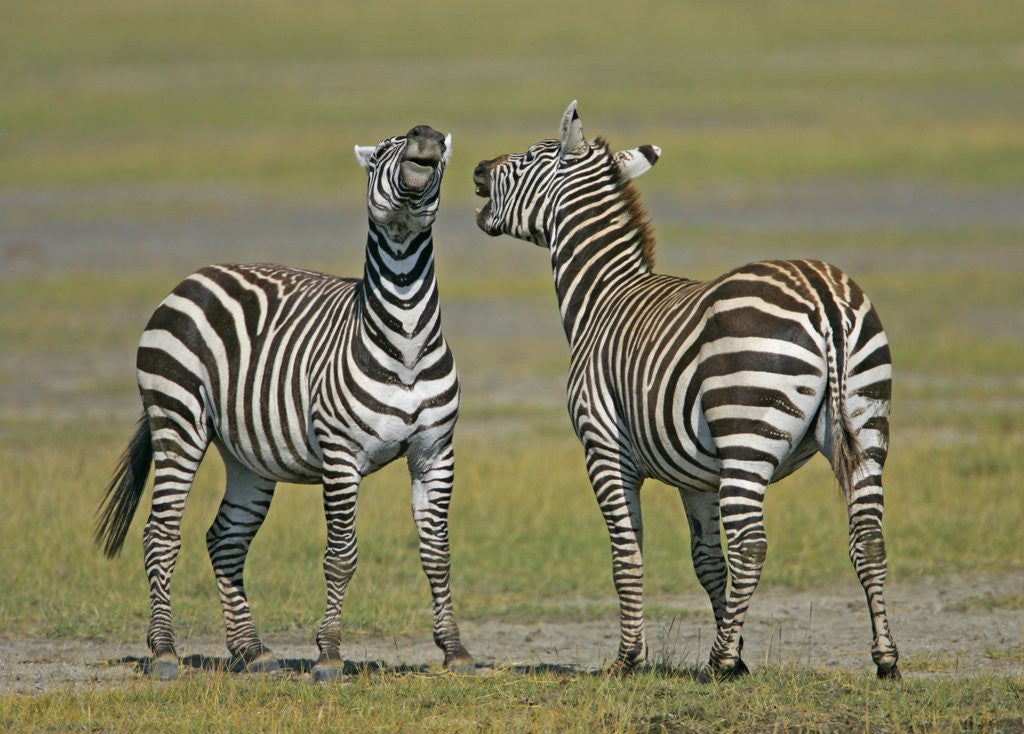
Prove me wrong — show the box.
[474,101,900,680]
[97,125,473,680]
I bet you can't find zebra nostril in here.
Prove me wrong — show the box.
[410,126,426,138]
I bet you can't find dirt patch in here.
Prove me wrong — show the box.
[3,572,1020,694]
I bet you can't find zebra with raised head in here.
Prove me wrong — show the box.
[96,124,474,681]
[473,102,900,681]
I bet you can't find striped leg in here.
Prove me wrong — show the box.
[409,444,473,672]
[700,456,769,682]
[844,443,900,678]
[143,419,209,679]
[679,487,746,671]
[206,451,278,671]
[312,454,362,681]
[586,447,646,673]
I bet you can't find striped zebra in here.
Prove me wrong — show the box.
[473,102,900,681]
[96,124,474,681]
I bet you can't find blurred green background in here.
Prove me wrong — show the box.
[0,0,1021,646]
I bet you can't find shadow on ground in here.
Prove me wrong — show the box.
[108,655,702,680]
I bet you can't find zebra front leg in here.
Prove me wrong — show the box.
[586,448,646,674]
[312,459,362,682]
[143,435,207,680]
[679,487,747,675]
[409,444,474,673]
[206,451,279,673]
[698,462,768,683]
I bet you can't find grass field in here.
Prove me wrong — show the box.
[2,0,1023,730]
[4,671,1023,732]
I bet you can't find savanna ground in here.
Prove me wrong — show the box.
[2,1,1023,730]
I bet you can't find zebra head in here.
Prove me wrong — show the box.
[474,101,660,246]
[354,125,452,243]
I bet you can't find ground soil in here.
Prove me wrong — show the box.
[2,572,1021,693]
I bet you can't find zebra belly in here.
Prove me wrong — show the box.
[632,426,721,492]
[211,401,456,483]
[207,410,325,484]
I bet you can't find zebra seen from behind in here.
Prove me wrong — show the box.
[473,102,900,681]
[96,124,474,681]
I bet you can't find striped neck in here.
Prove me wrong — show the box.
[548,173,654,346]
[357,221,442,369]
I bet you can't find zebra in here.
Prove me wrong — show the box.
[473,101,900,681]
[96,124,474,681]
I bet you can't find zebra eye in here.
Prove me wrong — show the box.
[523,150,535,164]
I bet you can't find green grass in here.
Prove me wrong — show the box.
[2,669,1022,732]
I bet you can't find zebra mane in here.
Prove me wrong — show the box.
[595,136,656,271]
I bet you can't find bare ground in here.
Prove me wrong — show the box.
[2,572,1021,694]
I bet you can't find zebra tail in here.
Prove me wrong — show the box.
[824,320,861,503]
[95,414,153,558]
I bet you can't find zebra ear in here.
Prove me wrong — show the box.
[442,133,453,165]
[614,145,661,180]
[558,100,586,157]
[354,145,376,171]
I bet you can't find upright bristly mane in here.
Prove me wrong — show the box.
[595,137,656,271]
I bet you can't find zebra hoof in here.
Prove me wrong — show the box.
[150,655,179,681]
[607,658,638,677]
[877,663,902,681]
[245,653,282,675]
[728,658,750,678]
[443,645,475,675]
[312,659,344,683]
[696,658,749,684]
[444,656,476,675]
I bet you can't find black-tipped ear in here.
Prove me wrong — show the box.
[613,145,661,180]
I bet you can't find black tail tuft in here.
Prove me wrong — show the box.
[95,415,152,558]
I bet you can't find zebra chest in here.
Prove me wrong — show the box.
[323,375,458,467]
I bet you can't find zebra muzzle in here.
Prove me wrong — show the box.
[401,125,445,190]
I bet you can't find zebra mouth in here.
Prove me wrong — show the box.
[400,158,438,190]
[473,162,499,234]
[404,154,439,170]
[475,200,495,233]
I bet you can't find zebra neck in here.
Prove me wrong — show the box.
[550,200,652,346]
[356,223,442,368]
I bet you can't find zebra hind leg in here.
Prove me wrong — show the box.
[839,431,900,680]
[206,450,280,673]
[678,487,747,677]
[410,444,474,673]
[143,420,210,680]
[697,458,770,683]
